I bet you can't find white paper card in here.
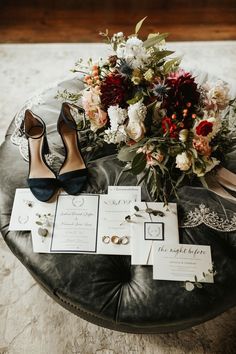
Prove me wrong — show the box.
[31,200,57,253]
[153,243,214,283]
[9,189,36,230]
[50,194,99,253]
[130,202,179,265]
[96,195,133,255]
[108,186,141,201]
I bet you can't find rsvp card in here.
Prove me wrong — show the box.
[50,194,99,253]
[153,243,214,283]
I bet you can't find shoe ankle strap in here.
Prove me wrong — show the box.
[19,110,46,139]
[60,102,86,131]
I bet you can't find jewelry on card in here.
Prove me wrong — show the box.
[111,235,120,244]
[102,235,110,244]
[37,227,48,237]
[23,199,34,208]
[35,213,53,242]
[120,236,129,245]
[102,235,129,245]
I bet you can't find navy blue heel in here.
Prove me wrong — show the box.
[21,110,59,202]
[57,102,88,195]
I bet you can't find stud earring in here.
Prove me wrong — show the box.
[24,199,34,208]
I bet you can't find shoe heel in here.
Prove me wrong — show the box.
[43,136,50,155]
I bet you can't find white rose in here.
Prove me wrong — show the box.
[107,105,128,131]
[204,81,230,111]
[126,121,146,142]
[176,152,192,171]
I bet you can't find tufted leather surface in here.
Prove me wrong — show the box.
[1,117,236,334]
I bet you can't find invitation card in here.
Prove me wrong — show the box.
[153,243,214,283]
[130,202,179,265]
[96,195,133,255]
[50,194,99,253]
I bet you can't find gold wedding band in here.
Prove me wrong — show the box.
[111,235,120,244]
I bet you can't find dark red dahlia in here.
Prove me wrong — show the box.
[100,72,129,111]
[162,71,200,117]
[196,120,213,136]
[162,116,178,138]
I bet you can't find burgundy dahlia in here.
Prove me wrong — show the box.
[100,72,129,111]
[162,70,200,117]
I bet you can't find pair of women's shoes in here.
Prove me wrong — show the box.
[20,102,88,202]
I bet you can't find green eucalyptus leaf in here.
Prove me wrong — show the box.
[144,33,169,48]
[135,16,147,34]
[131,152,147,175]
[163,57,181,75]
[126,92,143,105]
[153,50,174,61]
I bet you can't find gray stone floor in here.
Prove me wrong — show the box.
[0,43,236,354]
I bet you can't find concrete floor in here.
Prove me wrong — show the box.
[0,42,236,354]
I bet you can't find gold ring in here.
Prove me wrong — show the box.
[111,235,120,244]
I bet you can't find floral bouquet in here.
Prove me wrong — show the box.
[67,18,236,202]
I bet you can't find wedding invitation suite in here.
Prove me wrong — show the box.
[50,194,99,253]
[9,188,215,286]
[130,202,179,265]
[153,243,214,283]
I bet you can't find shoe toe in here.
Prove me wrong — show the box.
[27,178,58,202]
[58,169,88,195]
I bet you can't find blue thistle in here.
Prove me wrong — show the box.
[117,59,133,78]
[153,83,169,99]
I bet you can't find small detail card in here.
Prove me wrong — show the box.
[131,202,179,265]
[153,243,214,283]
[108,186,141,201]
[50,194,99,253]
[9,189,36,231]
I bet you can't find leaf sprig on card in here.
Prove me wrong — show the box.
[121,205,165,224]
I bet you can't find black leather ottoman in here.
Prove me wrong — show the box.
[1,112,236,333]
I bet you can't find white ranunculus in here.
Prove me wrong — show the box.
[117,36,150,68]
[107,105,128,131]
[128,100,147,123]
[176,152,192,171]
